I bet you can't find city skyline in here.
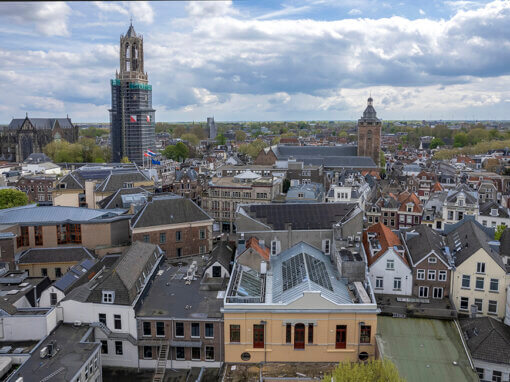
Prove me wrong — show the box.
[1,0,510,122]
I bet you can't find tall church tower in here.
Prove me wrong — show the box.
[110,22,155,164]
[357,97,381,166]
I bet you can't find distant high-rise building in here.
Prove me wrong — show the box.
[110,23,155,164]
[357,97,382,166]
[207,117,217,140]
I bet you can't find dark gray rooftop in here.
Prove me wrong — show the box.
[244,203,358,230]
[460,316,510,365]
[406,225,448,265]
[95,171,151,193]
[8,324,99,382]
[8,117,74,130]
[131,195,212,229]
[274,145,358,158]
[17,247,95,265]
[97,187,150,209]
[136,256,225,319]
[479,200,510,218]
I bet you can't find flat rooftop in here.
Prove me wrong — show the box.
[376,316,478,382]
[8,324,100,382]
[136,256,225,319]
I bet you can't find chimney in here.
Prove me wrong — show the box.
[470,304,478,318]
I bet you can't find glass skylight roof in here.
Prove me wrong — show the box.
[282,254,307,292]
[305,253,333,291]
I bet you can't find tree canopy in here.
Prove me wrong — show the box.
[163,142,189,162]
[323,360,404,382]
[216,133,227,146]
[495,224,506,241]
[44,138,111,163]
[238,139,268,159]
[0,189,28,209]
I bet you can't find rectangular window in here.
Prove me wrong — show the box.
[50,292,57,306]
[102,291,114,304]
[159,233,166,244]
[476,262,486,273]
[205,346,214,361]
[99,313,106,325]
[417,269,425,280]
[55,267,62,278]
[34,226,43,246]
[199,229,206,240]
[474,298,483,312]
[335,325,347,349]
[177,248,182,257]
[175,322,184,337]
[271,240,278,256]
[101,340,108,354]
[191,323,200,337]
[143,322,151,336]
[176,347,185,360]
[438,271,447,281]
[41,268,48,277]
[156,322,165,337]
[490,278,499,292]
[56,223,81,244]
[114,314,121,330]
[323,239,330,255]
[476,368,484,380]
[488,300,498,315]
[115,341,123,355]
[143,234,150,243]
[360,325,371,344]
[428,257,437,264]
[230,324,240,343]
[419,286,429,298]
[393,277,401,290]
[253,324,264,349]
[386,260,394,270]
[475,277,484,290]
[433,287,443,299]
[460,297,469,311]
[191,347,201,360]
[17,226,29,247]
[375,277,383,289]
[176,231,182,242]
[286,323,292,344]
[143,346,153,359]
[492,370,502,382]
[205,323,214,338]
[461,275,470,288]
[427,270,436,281]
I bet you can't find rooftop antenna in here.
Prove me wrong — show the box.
[130,16,133,26]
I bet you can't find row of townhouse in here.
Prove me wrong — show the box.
[363,218,510,320]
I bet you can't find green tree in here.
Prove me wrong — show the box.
[190,125,206,140]
[495,224,507,241]
[235,130,247,142]
[238,139,268,159]
[163,142,189,162]
[172,125,186,138]
[181,133,200,146]
[216,133,227,146]
[120,156,130,163]
[429,137,445,149]
[0,189,28,209]
[323,360,404,382]
[453,132,469,148]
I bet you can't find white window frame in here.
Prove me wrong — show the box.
[489,278,499,292]
[476,262,486,274]
[102,291,115,304]
[460,297,469,311]
[322,239,331,255]
[438,270,447,281]
[375,277,383,289]
[386,259,395,270]
[432,287,443,299]
[419,286,429,298]
[417,269,425,280]
[428,256,437,264]
[393,277,402,290]
[427,270,436,281]
[488,300,498,315]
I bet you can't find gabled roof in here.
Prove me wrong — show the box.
[131,194,212,229]
[243,203,359,230]
[207,242,233,271]
[405,225,448,266]
[460,317,510,365]
[398,192,422,213]
[446,184,477,204]
[8,117,74,130]
[363,222,408,267]
[431,182,443,192]
[445,218,505,269]
[479,201,509,218]
[17,247,95,264]
[97,187,149,209]
[95,170,151,193]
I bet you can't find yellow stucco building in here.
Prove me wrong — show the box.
[223,242,379,364]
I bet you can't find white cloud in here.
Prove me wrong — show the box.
[93,1,154,24]
[186,1,238,18]
[0,2,71,36]
[419,9,425,15]
[348,8,362,16]
[257,6,311,20]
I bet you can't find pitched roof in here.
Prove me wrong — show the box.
[479,200,510,218]
[243,203,359,230]
[97,187,149,209]
[131,195,212,229]
[208,242,234,271]
[8,117,74,130]
[95,171,151,193]
[363,222,408,267]
[17,247,95,264]
[398,192,422,213]
[460,316,510,364]
[245,237,270,261]
[405,225,448,265]
[431,182,443,192]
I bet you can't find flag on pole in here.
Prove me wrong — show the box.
[147,149,156,157]
[144,152,150,157]
[146,115,151,123]
[151,159,161,165]
[130,115,137,123]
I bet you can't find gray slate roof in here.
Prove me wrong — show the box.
[53,258,98,293]
[208,242,233,272]
[95,171,151,193]
[8,117,74,130]
[446,184,477,204]
[131,195,212,229]
[274,145,358,158]
[479,201,510,218]
[460,317,510,365]
[97,187,150,209]
[17,247,95,264]
[406,225,448,265]
[244,203,358,230]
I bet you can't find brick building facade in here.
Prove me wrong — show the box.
[357,97,381,167]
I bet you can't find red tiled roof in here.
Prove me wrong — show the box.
[363,222,409,267]
[245,237,270,260]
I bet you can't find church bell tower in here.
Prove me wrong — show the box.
[357,97,382,166]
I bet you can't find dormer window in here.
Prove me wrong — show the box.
[458,198,464,207]
[490,208,498,217]
[123,182,134,188]
[102,291,115,304]
[428,257,437,264]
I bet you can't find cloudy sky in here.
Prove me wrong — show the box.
[1,0,509,122]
